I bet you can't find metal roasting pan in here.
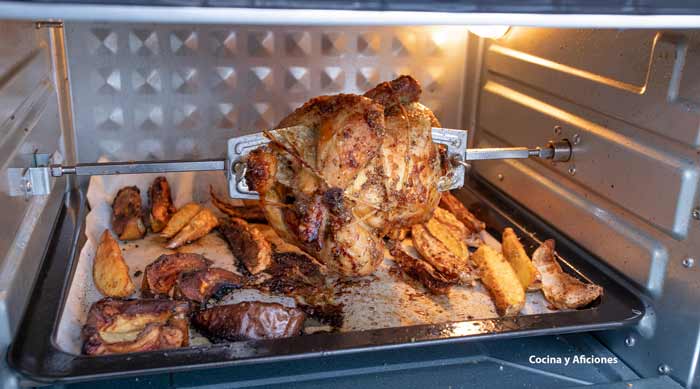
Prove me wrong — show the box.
[7,176,646,384]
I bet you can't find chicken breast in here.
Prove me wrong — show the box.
[245,75,444,277]
[532,239,603,310]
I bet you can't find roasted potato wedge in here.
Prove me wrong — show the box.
[411,224,473,284]
[142,252,211,297]
[532,239,603,309]
[82,298,190,355]
[472,244,525,316]
[219,217,272,274]
[425,209,469,260]
[148,177,176,233]
[502,228,540,291]
[174,267,244,304]
[388,241,458,295]
[93,230,135,298]
[160,203,202,239]
[210,187,266,223]
[112,186,146,240]
[439,192,485,233]
[192,302,305,342]
[166,208,219,249]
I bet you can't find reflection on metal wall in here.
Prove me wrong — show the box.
[64,24,469,163]
[473,27,700,387]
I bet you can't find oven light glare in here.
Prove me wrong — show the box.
[468,25,510,39]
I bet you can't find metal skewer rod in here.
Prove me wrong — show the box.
[50,159,226,177]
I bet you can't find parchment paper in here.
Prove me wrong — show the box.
[55,166,555,355]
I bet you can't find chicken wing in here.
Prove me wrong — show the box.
[532,240,603,309]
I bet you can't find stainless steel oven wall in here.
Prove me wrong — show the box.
[62,23,470,163]
[471,27,700,387]
[0,21,68,388]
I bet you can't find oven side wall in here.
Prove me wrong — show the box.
[470,27,700,387]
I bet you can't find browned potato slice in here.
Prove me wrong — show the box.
[112,186,146,240]
[439,192,485,232]
[165,208,219,249]
[93,230,135,297]
[472,244,525,316]
[148,177,176,233]
[532,239,603,309]
[388,241,458,295]
[219,217,272,274]
[502,227,540,291]
[210,187,267,223]
[160,203,201,239]
[411,224,473,284]
[425,209,469,260]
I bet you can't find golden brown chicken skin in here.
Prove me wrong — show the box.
[245,76,444,277]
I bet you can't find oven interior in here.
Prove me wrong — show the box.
[0,13,698,389]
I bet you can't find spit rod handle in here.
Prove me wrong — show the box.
[461,140,571,162]
[50,159,226,177]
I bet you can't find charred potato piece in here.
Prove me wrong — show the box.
[210,187,266,223]
[439,192,485,233]
[192,302,305,342]
[82,298,190,355]
[502,228,540,291]
[174,268,244,304]
[411,224,473,284]
[472,244,525,316]
[166,208,219,249]
[93,229,135,297]
[142,253,210,297]
[112,186,146,240]
[148,177,176,233]
[219,217,272,274]
[532,239,603,309]
[388,241,458,295]
[160,203,202,239]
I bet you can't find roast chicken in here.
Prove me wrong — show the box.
[246,75,445,276]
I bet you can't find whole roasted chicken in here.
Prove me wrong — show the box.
[246,76,445,276]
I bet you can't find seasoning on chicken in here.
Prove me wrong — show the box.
[142,253,210,297]
[112,186,146,240]
[148,176,176,233]
[93,229,135,298]
[219,217,272,275]
[532,239,603,309]
[245,75,444,277]
[174,267,244,305]
[210,187,266,223]
[165,208,219,249]
[388,241,457,295]
[191,302,305,342]
[82,298,190,355]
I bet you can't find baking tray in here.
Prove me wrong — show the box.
[8,179,646,384]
